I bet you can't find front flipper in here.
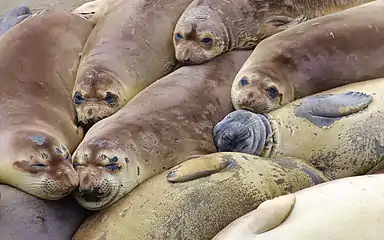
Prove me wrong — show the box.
[294,91,372,128]
[265,15,309,33]
[167,154,236,183]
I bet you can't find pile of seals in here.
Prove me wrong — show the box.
[0,0,384,239]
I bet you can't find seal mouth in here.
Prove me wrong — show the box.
[74,184,121,210]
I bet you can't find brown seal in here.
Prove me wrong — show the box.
[0,11,94,200]
[231,0,384,114]
[71,50,251,210]
[173,0,374,65]
[72,0,194,128]
[0,184,90,240]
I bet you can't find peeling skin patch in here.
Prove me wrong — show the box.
[28,135,48,145]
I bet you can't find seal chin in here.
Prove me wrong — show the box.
[75,102,120,129]
[175,42,222,65]
[213,110,271,155]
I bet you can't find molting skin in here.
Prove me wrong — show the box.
[213,110,271,155]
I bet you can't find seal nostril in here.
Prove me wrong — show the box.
[80,187,102,202]
[87,108,94,116]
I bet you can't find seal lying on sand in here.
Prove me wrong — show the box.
[72,0,123,24]
[72,0,193,128]
[231,0,384,113]
[0,11,94,200]
[0,5,32,36]
[173,0,373,65]
[0,184,89,240]
[72,152,328,240]
[71,50,251,210]
[213,173,384,240]
[214,77,384,180]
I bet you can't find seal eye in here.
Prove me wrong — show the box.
[105,92,118,104]
[240,77,249,86]
[72,161,80,170]
[104,163,121,171]
[30,163,47,167]
[201,37,213,45]
[266,86,280,99]
[175,33,183,40]
[74,91,85,105]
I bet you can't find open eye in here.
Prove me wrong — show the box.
[265,86,280,99]
[30,163,47,167]
[201,37,213,45]
[104,163,121,171]
[175,33,183,40]
[105,92,118,104]
[240,77,249,86]
[74,91,85,105]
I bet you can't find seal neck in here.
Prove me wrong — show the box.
[252,114,272,156]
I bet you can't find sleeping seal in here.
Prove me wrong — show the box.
[173,0,373,64]
[213,173,384,240]
[0,11,94,200]
[214,77,384,180]
[231,0,384,113]
[72,152,328,240]
[71,50,251,210]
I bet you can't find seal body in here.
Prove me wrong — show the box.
[214,173,384,240]
[215,77,384,180]
[71,50,251,210]
[232,0,384,113]
[72,0,123,24]
[0,184,90,240]
[72,0,193,127]
[72,152,328,240]
[173,0,374,65]
[0,11,94,200]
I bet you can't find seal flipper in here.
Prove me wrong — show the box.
[265,15,309,33]
[294,91,372,127]
[167,154,236,183]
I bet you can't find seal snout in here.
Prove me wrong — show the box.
[214,122,251,152]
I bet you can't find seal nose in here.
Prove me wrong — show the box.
[77,186,102,202]
[55,169,79,190]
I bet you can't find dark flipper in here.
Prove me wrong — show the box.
[0,5,32,36]
[294,91,373,128]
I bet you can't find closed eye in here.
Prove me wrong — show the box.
[30,163,47,167]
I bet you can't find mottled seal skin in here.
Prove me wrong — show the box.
[173,0,373,65]
[0,184,90,240]
[0,11,94,200]
[231,0,384,114]
[0,5,32,36]
[72,0,193,128]
[214,173,384,240]
[72,0,123,24]
[72,152,329,240]
[71,50,251,210]
[215,77,384,180]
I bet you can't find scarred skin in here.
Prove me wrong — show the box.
[0,184,90,240]
[0,11,94,200]
[232,0,384,114]
[71,50,251,210]
[72,0,193,128]
[72,152,329,240]
[173,0,374,65]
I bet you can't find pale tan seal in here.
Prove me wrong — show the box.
[72,152,329,240]
[72,0,194,128]
[214,77,384,180]
[71,50,251,210]
[173,0,374,65]
[213,173,384,240]
[0,11,94,200]
[71,0,122,24]
[231,0,384,114]
[0,184,90,240]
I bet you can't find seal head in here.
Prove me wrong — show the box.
[72,139,140,210]
[173,5,229,65]
[213,109,271,155]
[2,131,79,200]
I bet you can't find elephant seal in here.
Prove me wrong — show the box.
[231,0,384,114]
[0,184,90,240]
[0,5,32,36]
[213,173,384,240]
[0,11,94,200]
[72,0,193,128]
[72,0,123,24]
[214,77,384,180]
[173,0,374,65]
[71,50,251,210]
[72,152,329,240]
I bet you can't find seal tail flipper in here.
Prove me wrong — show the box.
[167,153,236,183]
[294,91,372,126]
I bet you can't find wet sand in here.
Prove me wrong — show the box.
[0,0,89,16]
